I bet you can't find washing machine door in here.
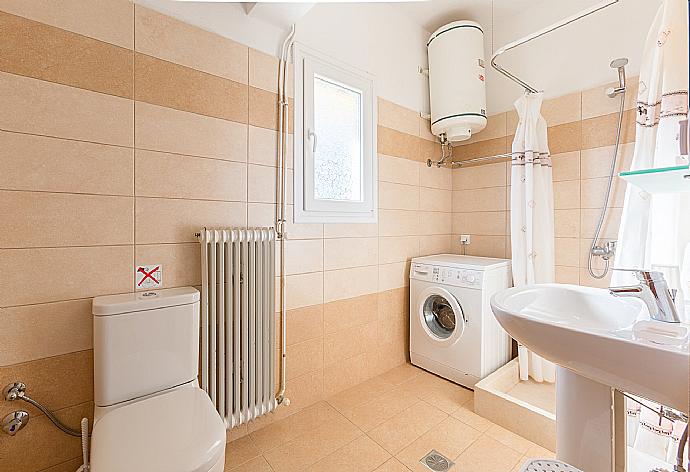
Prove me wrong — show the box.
[416,286,466,345]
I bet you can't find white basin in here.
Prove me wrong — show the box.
[491,283,690,413]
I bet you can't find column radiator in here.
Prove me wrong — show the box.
[199,228,276,428]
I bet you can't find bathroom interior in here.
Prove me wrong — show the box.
[0,0,688,471]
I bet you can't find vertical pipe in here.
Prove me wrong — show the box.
[275,25,295,407]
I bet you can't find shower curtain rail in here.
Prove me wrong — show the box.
[491,0,620,93]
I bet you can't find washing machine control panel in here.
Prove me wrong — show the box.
[410,263,483,288]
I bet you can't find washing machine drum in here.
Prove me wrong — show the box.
[419,288,466,341]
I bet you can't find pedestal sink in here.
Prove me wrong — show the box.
[491,283,689,471]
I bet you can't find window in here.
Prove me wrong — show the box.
[294,44,377,223]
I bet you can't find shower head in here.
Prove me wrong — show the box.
[606,57,628,98]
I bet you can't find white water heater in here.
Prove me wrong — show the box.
[427,20,487,143]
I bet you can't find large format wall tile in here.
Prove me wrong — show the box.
[0,12,134,98]
[0,0,134,48]
[0,191,133,248]
[0,72,134,146]
[0,246,133,306]
[135,102,248,162]
[135,53,248,123]
[135,5,248,84]
[0,131,134,195]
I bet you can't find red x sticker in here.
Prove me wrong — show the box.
[136,265,162,289]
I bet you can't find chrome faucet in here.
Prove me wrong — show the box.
[609,270,680,323]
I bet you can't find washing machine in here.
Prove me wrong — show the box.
[410,254,512,389]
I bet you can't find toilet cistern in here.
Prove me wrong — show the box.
[609,269,681,323]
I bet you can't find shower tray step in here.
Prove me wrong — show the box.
[519,458,583,472]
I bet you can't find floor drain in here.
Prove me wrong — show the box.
[420,450,454,471]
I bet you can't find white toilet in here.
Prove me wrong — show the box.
[89,287,226,472]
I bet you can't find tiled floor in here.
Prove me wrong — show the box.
[224,364,556,472]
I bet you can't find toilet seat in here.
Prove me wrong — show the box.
[90,386,226,472]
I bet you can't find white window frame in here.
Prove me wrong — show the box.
[293,43,377,224]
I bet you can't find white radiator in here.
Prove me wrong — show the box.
[199,228,277,428]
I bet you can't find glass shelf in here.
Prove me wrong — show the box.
[619,164,690,194]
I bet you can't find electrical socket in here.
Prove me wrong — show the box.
[459,234,471,245]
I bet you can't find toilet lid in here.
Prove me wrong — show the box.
[91,386,226,472]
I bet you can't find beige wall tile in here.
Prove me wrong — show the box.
[249,48,293,97]
[286,304,324,346]
[453,212,507,236]
[135,150,247,201]
[580,142,634,179]
[38,457,84,472]
[247,164,293,204]
[379,261,410,291]
[286,337,324,380]
[324,323,376,365]
[581,109,636,149]
[323,352,367,396]
[379,182,419,210]
[0,71,133,146]
[579,267,612,288]
[464,235,507,258]
[379,210,418,237]
[323,220,378,239]
[378,126,420,162]
[453,187,507,212]
[0,131,133,195]
[419,138,443,162]
[582,79,638,119]
[324,237,378,270]
[547,121,581,154]
[378,98,419,136]
[419,187,452,212]
[379,154,420,186]
[249,86,293,132]
[581,207,622,240]
[452,162,507,190]
[554,209,581,238]
[542,92,581,126]
[580,177,625,209]
[284,272,323,310]
[551,151,581,182]
[419,118,436,142]
[324,265,378,302]
[135,102,247,162]
[1,191,133,248]
[0,300,92,366]
[135,6,248,84]
[135,198,246,244]
[285,239,323,275]
[135,53,248,123]
[0,246,132,306]
[553,180,580,209]
[0,0,133,48]
[323,293,377,334]
[248,125,293,168]
[419,164,452,190]
[379,236,419,264]
[135,243,200,288]
[0,11,133,98]
[419,235,452,256]
[555,266,580,284]
[418,211,451,236]
[554,238,579,267]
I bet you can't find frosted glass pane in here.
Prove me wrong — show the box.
[313,75,362,201]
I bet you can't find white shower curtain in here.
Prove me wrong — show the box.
[510,93,556,383]
[615,0,689,465]
[612,0,689,316]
